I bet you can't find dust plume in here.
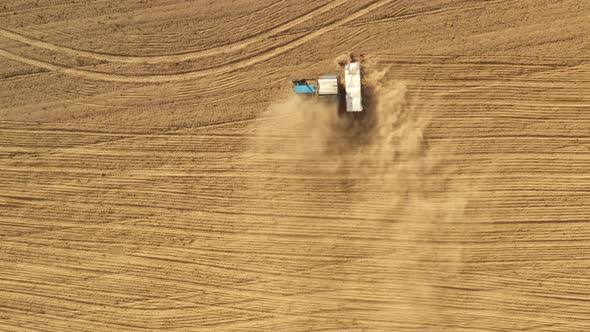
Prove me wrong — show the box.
[239,63,469,329]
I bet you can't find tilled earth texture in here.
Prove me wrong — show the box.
[1,1,590,331]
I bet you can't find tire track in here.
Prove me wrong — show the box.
[352,0,513,27]
[0,0,397,82]
[0,116,263,164]
[0,0,349,64]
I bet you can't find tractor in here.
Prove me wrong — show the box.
[292,60,363,114]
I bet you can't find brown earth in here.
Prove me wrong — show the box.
[1,0,590,331]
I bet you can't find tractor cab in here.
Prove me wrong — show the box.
[316,74,339,103]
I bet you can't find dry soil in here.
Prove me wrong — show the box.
[1,1,590,331]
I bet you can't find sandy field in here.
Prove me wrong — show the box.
[1,0,590,331]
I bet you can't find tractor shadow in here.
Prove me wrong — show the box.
[333,77,380,148]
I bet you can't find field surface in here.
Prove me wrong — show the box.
[1,1,590,331]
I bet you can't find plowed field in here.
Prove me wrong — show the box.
[1,1,590,331]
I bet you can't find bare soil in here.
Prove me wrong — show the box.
[1,1,590,331]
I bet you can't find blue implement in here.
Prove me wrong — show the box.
[294,84,317,94]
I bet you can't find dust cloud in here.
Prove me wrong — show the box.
[239,63,469,327]
[246,65,465,218]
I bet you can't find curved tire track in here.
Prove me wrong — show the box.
[0,0,396,83]
[0,0,350,64]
